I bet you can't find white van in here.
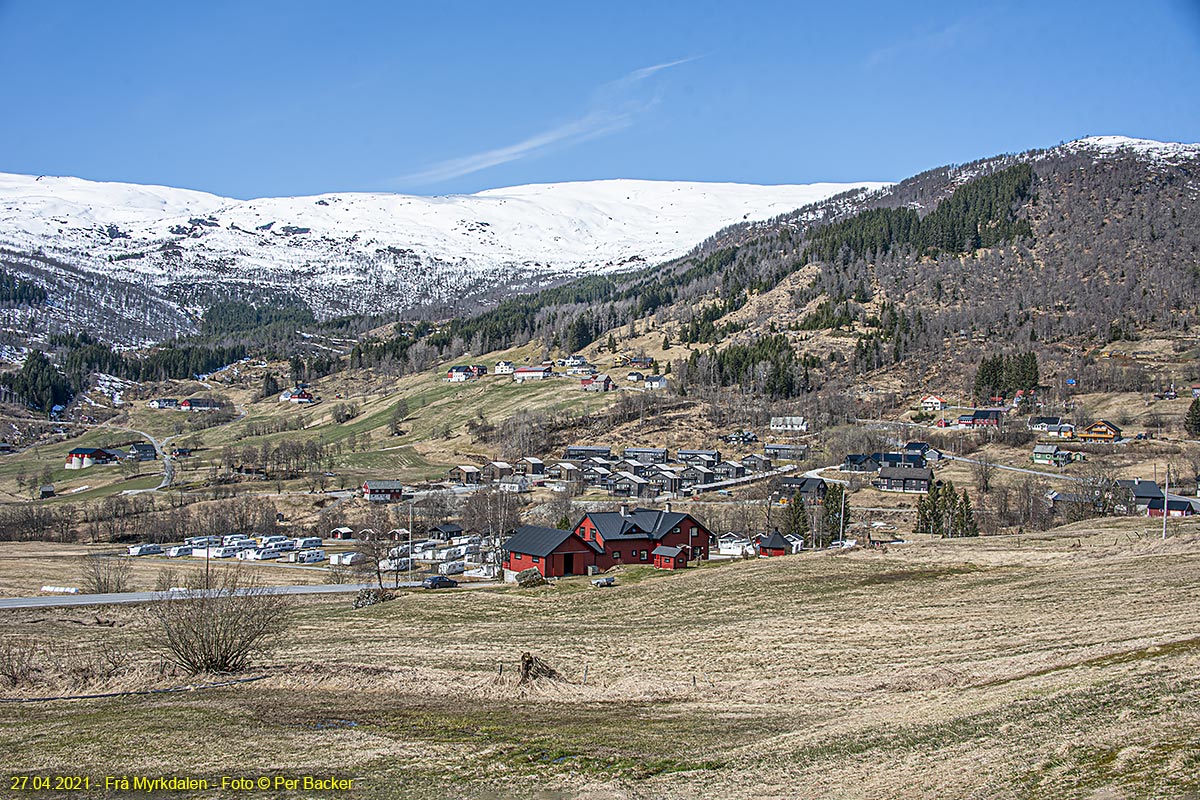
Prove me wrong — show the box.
[293,537,322,550]
[127,543,162,556]
[294,549,325,564]
[167,545,193,558]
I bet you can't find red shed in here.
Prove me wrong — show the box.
[501,525,600,581]
[651,545,686,570]
[758,530,792,558]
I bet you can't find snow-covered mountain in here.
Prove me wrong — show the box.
[0,174,885,343]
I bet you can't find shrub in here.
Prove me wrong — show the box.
[145,569,291,673]
[80,554,132,593]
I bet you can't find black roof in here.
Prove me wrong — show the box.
[779,476,826,493]
[878,466,934,481]
[1117,479,1164,500]
[580,508,693,541]
[503,526,596,557]
[759,531,791,550]
[432,523,464,535]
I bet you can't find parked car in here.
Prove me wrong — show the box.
[422,575,458,590]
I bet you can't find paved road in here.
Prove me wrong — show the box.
[940,453,1086,483]
[0,582,399,610]
[803,465,849,485]
[103,422,174,492]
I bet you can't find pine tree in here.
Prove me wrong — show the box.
[1185,398,1200,437]
[783,492,810,545]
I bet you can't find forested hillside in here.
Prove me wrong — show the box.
[353,137,1199,405]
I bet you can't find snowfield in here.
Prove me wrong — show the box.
[0,173,886,340]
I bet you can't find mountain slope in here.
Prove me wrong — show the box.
[0,174,884,344]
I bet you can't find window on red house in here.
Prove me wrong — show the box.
[613,550,621,560]
[640,550,648,561]
[532,556,540,563]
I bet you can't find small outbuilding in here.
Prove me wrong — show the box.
[651,545,687,570]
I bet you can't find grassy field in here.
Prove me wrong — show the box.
[2,523,1198,798]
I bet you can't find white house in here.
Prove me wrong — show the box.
[769,416,808,432]
[514,365,552,382]
[495,360,516,375]
[920,395,947,412]
[644,375,669,391]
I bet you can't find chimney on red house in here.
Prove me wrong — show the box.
[664,501,672,513]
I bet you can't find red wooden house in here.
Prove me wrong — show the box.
[574,505,711,567]
[502,525,600,580]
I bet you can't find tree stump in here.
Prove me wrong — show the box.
[518,652,561,684]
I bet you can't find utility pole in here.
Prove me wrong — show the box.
[838,487,846,545]
[408,500,414,585]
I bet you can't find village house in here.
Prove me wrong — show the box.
[430,523,464,541]
[843,453,882,472]
[448,465,482,485]
[567,364,598,377]
[547,461,581,482]
[608,471,653,498]
[1193,384,1200,400]
[279,387,314,403]
[764,443,807,461]
[646,467,683,495]
[741,453,773,473]
[651,545,687,569]
[179,398,222,412]
[769,416,808,433]
[481,461,515,483]
[713,461,746,481]
[626,371,645,383]
[513,365,553,382]
[1028,416,1064,432]
[1046,423,1075,438]
[564,354,588,367]
[146,398,178,409]
[644,375,669,391]
[39,484,55,500]
[581,465,613,486]
[565,445,611,461]
[920,395,948,412]
[494,360,515,375]
[969,409,1004,427]
[679,464,715,488]
[170,447,192,458]
[498,475,532,493]
[64,448,123,470]
[128,442,157,461]
[678,449,721,468]
[904,441,941,463]
[778,476,827,505]
[1031,444,1073,467]
[575,504,712,565]
[623,446,669,464]
[515,456,545,477]
[580,373,614,392]
[501,525,599,580]
[447,365,474,383]
[1148,497,1196,517]
[757,530,793,557]
[1115,478,1163,514]
[612,458,653,477]
[1077,419,1123,443]
[362,480,405,502]
[873,466,935,494]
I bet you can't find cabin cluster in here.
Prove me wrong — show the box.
[843,442,940,494]
[451,443,804,499]
[145,396,223,412]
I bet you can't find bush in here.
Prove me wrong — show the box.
[352,588,395,608]
[80,555,132,593]
[146,569,291,673]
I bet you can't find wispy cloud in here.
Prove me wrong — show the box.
[862,18,972,70]
[398,57,699,187]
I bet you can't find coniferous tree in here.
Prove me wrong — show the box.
[1185,398,1200,437]
[783,492,810,545]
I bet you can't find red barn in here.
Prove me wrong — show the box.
[501,525,600,580]
[651,545,686,570]
[757,530,791,557]
[574,504,711,567]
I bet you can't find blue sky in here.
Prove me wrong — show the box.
[1,0,1197,198]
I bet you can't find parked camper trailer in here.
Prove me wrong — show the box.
[439,560,466,576]
[127,543,162,557]
[293,537,323,550]
[294,549,325,564]
[167,545,193,558]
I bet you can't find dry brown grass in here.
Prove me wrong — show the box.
[2,529,1198,798]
